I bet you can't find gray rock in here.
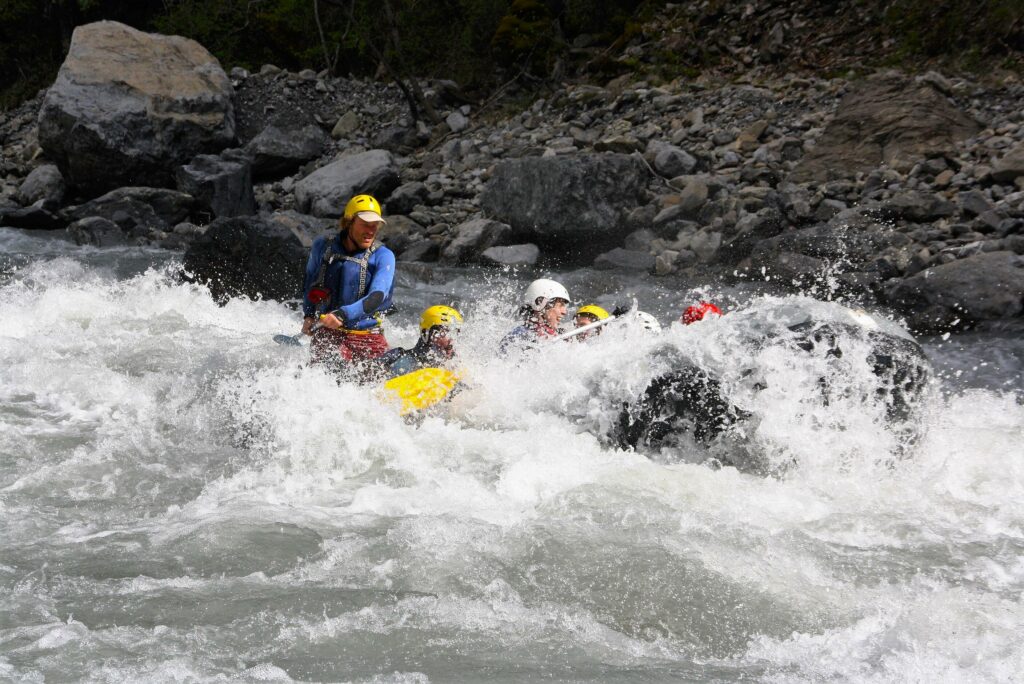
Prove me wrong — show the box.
[67,216,126,246]
[624,228,656,252]
[247,124,330,179]
[266,210,336,247]
[594,135,643,153]
[446,110,469,134]
[814,199,846,222]
[712,130,736,147]
[758,251,828,287]
[481,243,540,266]
[716,210,786,264]
[754,223,909,270]
[991,145,1024,183]
[377,214,423,255]
[480,153,649,260]
[885,251,1024,330]
[594,248,655,271]
[64,187,196,229]
[653,145,697,177]
[440,218,512,264]
[690,231,723,262]
[959,190,994,218]
[883,191,956,222]
[331,111,360,139]
[37,21,235,193]
[735,120,768,152]
[974,210,1004,234]
[386,181,429,215]
[625,204,658,231]
[791,74,979,181]
[293,150,399,218]
[372,124,423,153]
[655,251,676,275]
[0,204,65,230]
[176,150,255,218]
[182,215,308,303]
[17,164,65,206]
[398,238,440,263]
[677,178,709,214]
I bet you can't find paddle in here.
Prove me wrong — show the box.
[273,320,322,346]
[380,367,462,415]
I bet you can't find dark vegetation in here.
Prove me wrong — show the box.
[3,0,1024,111]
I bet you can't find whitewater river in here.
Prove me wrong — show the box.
[2,228,1022,683]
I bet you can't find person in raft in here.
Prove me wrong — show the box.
[572,304,611,341]
[681,301,723,325]
[301,194,395,376]
[498,278,571,355]
[376,305,463,379]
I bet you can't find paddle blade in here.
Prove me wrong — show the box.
[381,367,461,415]
[273,334,303,346]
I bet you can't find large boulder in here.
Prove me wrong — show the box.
[791,74,979,182]
[246,123,330,180]
[755,223,908,265]
[176,149,255,218]
[63,187,196,235]
[480,153,650,262]
[293,150,399,218]
[182,215,308,302]
[38,21,236,194]
[884,251,1024,331]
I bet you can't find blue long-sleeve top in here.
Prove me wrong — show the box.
[302,233,395,330]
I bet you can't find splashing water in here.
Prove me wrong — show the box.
[1,232,1022,682]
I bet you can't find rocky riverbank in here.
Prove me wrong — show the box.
[2,20,1023,332]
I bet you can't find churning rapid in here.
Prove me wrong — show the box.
[2,231,1023,683]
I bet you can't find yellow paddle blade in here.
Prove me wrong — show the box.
[381,367,461,415]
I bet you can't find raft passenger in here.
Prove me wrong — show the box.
[498,278,570,355]
[376,305,463,379]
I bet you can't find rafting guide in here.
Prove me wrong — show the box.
[300,194,395,378]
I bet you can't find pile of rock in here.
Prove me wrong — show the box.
[2,20,1022,331]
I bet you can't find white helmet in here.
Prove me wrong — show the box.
[523,278,571,311]
[634,311,661,332]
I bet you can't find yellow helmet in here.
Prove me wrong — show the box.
[419,305,463,331]
[343,194,385,223]
[576,304,610,321]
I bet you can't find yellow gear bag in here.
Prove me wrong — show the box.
[381,367,462,415]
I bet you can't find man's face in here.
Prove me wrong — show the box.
[574,313,598,329]
[348,216,382,249]
[429,326,457,357]
[543,299,568,328]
